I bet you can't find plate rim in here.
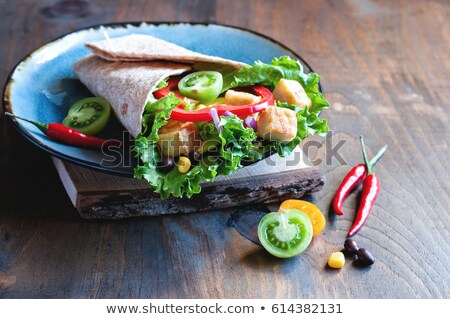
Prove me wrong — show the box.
[2,21,323,177]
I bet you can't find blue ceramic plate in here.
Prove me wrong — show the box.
[3,22,316,176]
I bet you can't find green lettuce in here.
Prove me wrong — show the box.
[223,56,307,90]
[135,97,259,198]
[154,78,168,90]
[134,93,180,191]
[224,56,330,157]
[197,114,262,175]
[224,56,328,111]
[134,93,220,199]
[134,56,330,199]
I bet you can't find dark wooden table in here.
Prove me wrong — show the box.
[1,0,449,298]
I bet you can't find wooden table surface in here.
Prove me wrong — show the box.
[1,0,449,298]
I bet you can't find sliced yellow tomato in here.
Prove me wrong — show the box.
[278,200,326,236]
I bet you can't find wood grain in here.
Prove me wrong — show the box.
[0,0,449,298]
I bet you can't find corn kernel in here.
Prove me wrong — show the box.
[177,156,191,173]
[328,252,345,269]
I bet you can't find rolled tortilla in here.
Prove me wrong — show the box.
[73,55,191,138]
[74,34,245,138]
[86,33,247,69]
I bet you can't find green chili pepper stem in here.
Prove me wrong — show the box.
[369,144,388,167]
[360,135,372,175]
[5,112,48,133]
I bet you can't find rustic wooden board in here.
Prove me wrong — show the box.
[52,148,325,219]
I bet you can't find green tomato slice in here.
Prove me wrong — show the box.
[178,71,223,103]
[62,97,111,136]
[258,209,313,258]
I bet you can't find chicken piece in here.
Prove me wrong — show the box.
[257,105,297,142]
[225,90,261,106]
[158,119,201,157]
[272,78,312,108]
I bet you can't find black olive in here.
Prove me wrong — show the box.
[343,239,359,256]
[356,248,375,266]
[157,156,175,173]
[190,150,201,165]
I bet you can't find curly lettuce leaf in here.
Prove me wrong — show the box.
[136,112,260,199]
[197,114,261,175]
[141,93,180,142]
[134,55,330,199]
[134,94,179,186]
[222,56,330,157]
[223,56,306,90]
[155,78,168,90]
[134,138,219,199]
[134,93,185,199]
[224,55,329,113]
[157,161,218,199]
[135,93,219,199]
[134,139,162,187]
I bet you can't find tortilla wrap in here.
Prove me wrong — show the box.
[74,34,245,138]
[73,55,191,137]
[86,33,246,69]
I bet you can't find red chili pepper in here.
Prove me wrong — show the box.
[332,144,387,215]
[332,164,367,215]
[348,173,380,237]
[347,136,385,237]
[153,78,274,122]
[5,112,118,149]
